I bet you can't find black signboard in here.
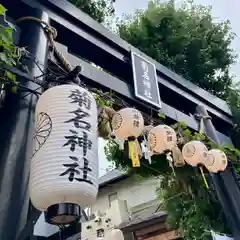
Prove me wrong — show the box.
[131,51,161,109]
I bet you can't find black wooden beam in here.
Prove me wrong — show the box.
[1,0,232,122]
[24,0,232,117]
[54,42,232,146]
[2,45,233,146]
[26,0,231,117]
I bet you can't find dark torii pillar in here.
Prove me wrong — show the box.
[0,7,49,240]
[196,105,240,240]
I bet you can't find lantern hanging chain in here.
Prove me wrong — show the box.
[194,113,212,134]
[16,16,81,85]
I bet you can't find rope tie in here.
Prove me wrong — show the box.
[16,16,81,85]
[194,113,212,134]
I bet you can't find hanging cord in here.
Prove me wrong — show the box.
[194,113,212,189]
[194,113,212,134]
[16,16,81,85]
[58,224,65,240]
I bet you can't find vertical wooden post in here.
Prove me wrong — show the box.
[196,105,240,240]
[0,6,49,239]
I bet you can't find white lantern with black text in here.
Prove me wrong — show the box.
[148,125,177,154]
[29,84,99,225]
[205,149,228,173]
[182,140,208,166]
[105,229,124,240]
[111,108,144,140]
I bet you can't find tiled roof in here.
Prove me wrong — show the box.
[118,211,168,230]
[99,169,128,187]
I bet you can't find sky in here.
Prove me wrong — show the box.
[99,0,240,177]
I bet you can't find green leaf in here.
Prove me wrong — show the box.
[0,4,6,16]
[0,52,8,63]
[6,71,16,81]
[11,86,17,93]
[158,112,166,119]
[224,144,232,150]
[7,57,16,66]
[0,26,13,43]
[179,122,187,129]
[184,129,192,136]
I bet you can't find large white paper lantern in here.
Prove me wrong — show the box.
[182,141,208,166]
[148,125,177,154]
[111,108,144,140]
[105,229,124,240]
[29,84,99,224]
[205,149,228,173]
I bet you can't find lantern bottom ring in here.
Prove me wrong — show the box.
[44,203,81,225]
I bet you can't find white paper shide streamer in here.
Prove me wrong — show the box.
[29,84,99,211]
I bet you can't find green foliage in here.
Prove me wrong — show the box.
[0,4,21,88]
[0,4,6,16]
[104,122,240,239]
[68,0,115,23]
[92,89,115,108]
[117,0,235,99]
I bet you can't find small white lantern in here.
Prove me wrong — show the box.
[29,84,99,225]
[105,229,124,240]
[111,108,144,140]
[182,141,208,166]
[205,149,228,173]
[148,125,177,154]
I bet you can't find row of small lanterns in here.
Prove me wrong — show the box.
[111,107,228,173]
[28,85,227,233]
